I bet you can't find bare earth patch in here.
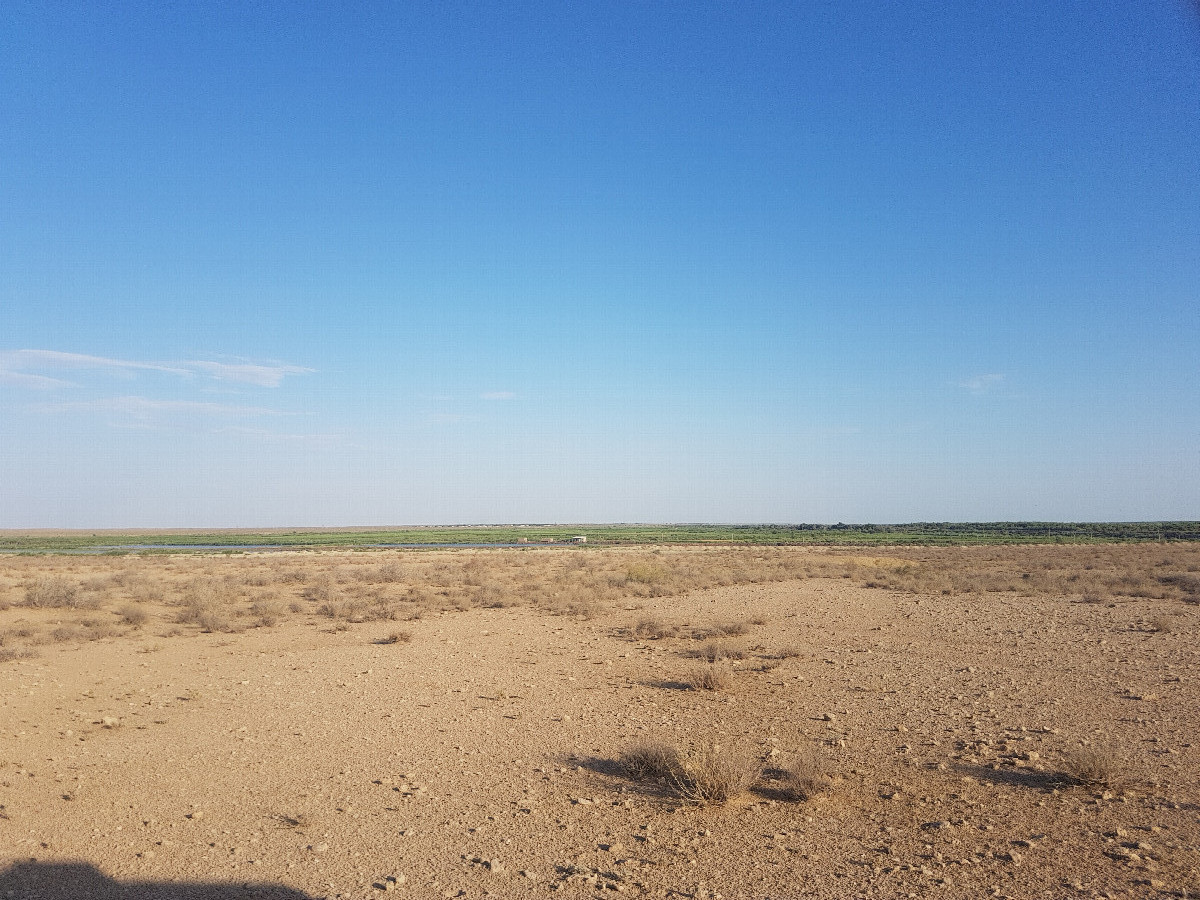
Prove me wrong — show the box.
[1,544,1198,898]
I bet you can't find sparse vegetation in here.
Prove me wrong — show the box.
[670,743,762,805]
[24,577,87,609]
[619,741,681,779]
[1,539,1199,892]
[1062,746,1126,788]
[778,748,833,801]
[0,646,37,663]
[690,642,743,662]
[631,617,677,640]
[687,662,733,691]
[117,603,149,627]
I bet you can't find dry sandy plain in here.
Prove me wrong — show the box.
[1,544,1198,900]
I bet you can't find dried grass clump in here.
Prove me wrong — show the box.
[687,661,733,691]
[117,604,149,627]
[632,617,677,640]
[671,743,762,805]
[707,621,749,637]
[619,742,681,779]
[1147,613,1179,634]
[1063,746,1126,788]
[301,579,333,603]
[50,622,121,643]
[624,563,665,585]
[378,630,412,645]
[0,646,37,663]
[25,577,92,609]
[778,749,833,801]
[547,595,605,619]
[473,583,509,608]
[1159,573,1200,603]
[175,579,237,633]
[250,599,287,627]
[690,642,743,662]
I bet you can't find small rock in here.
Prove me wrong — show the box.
[821,713,835,722]
[312,843,329,854]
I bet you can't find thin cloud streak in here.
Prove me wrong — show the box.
[184,360,314,387]
[0,369,73,390]
[958,373,1004,394]
[36,395,284,418]
[0,349,312,388]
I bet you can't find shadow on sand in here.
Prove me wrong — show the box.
[954,763,1066,792]
[0,861,319,899]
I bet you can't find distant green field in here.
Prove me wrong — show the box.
[2,522,1198,553]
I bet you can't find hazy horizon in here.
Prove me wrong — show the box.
[3,3,1198,528]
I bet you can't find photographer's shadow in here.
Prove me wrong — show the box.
[0,861,318,899]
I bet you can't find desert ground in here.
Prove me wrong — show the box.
[1,544,1198,899]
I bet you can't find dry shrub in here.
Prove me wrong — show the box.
[0,646,37,663]
[362,596,401,621]
[778,749,833,801]
[1159,573,1200,602]
[632,617,677,640]
[275,569,307,584]
[176,607,224,632]
[690,642,743,662]
[625,563,665,585]
[117,604,149,627]
[50,622,121,643]
[301,579,333,603]
[549,595,605,619]
[25,577,91,609]
[687,661,733,691]
[376,562,404,583]
[128,577,165,603]
[619,742,681,779]
[377,630,412,645]
[707,621,749,637]
[671,743,762,805]
[473,583,507,607]
[1147,614,1179,634]
[1063,746,1126,788]
[250,599,287,627]
[175,579,235,632]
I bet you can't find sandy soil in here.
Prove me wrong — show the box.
[1,547,1197,899]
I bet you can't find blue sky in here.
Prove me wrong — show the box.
[2,2,1198,527]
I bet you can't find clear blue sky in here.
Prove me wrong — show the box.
[2,2,1198,527]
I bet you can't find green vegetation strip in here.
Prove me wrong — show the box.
[2,522,1199,553]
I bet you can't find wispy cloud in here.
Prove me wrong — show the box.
[0,368,73,390]
[480,390,516,400]
[36,396,284,418]
[0,349,312,388]
[958,373,1004,394]
[184,360,313,387]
